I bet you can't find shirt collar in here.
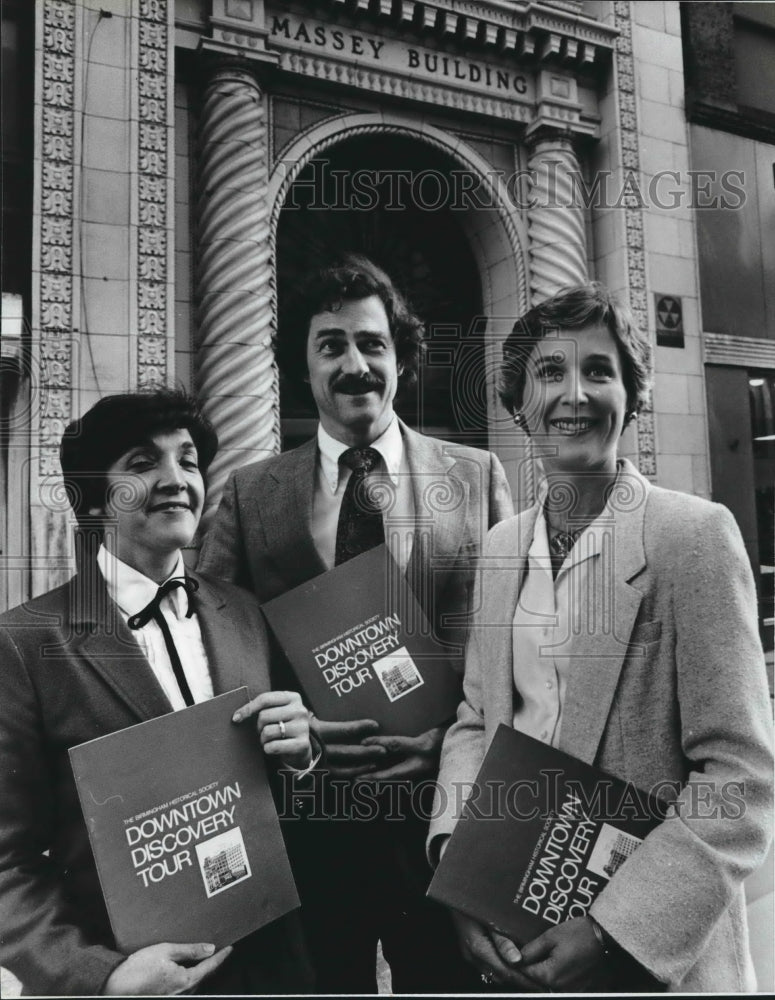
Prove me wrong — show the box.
[317,416,403,493]
[527,509,551,567]
[97,544,190,620]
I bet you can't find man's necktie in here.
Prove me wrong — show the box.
[335,447,385,565]
[128,577,199,707]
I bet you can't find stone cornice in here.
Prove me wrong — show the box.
[183,4,611,138]
[256,5,602,136]
[687,99,775,145]
[322,0,618,68]
[704,332,775,369]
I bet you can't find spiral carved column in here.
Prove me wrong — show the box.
[195,64,279,525]
[526,128,588,303]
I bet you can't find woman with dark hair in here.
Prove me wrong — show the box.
[0,389,316,996]
[429,283,773,992]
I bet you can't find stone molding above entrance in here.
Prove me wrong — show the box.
[194,1,617,139]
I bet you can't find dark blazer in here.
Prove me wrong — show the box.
[0,566,313,997]
[198,421,514,669]
[431,460,774,991]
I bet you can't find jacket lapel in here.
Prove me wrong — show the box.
[486,506,540,731]
[402,423,470,597]
[190,573,248,696]
[68,571,173,722]
[559,461,649,764]
[255,437,326,588]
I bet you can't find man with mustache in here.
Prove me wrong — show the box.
[198,254,513,992]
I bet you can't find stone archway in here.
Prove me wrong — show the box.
[268,112,531,488]
[194,100,533,521]
[269,112,529,324]
[275,134,486,450]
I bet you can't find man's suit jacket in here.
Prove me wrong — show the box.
[0,566,313,997]
[198,421,514,671]
[430,460,773,992]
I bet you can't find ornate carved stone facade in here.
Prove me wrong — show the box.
[37,0,76,479]
[526,128,588,301]
[614,0,655,478]
[135,0,174,388]
[195,64,278,523]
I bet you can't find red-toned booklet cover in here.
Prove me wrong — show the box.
[261,544,461,736]
[428,724,666,943]
[69,688,299,953]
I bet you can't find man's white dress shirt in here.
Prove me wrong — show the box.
[312,417,416,572]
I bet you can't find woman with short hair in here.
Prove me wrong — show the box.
[430,283,773,992]
[0,389,316,996]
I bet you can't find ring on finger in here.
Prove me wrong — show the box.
[480,970,495,985]
[278,719,286,739]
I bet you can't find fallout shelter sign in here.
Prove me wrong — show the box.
[655,294,684,348]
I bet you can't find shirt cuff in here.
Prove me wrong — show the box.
[281,732,324,778]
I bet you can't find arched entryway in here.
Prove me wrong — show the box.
[277,134,483,448]
[269,114,530,475]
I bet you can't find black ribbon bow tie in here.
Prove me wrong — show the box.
[127,576,199,630]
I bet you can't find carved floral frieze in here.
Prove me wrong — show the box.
[135,0,170,389]
[614,1,655,478]
[38,0,75,477]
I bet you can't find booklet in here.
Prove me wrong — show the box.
[428,724,666,943]
[261,544,461,735]
[69,688,299,953]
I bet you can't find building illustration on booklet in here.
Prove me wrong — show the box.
[198,829,252,898]
[373,647,424,702]
[591,827,642,880]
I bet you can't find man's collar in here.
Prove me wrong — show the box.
[317,416,403,492]
[97,545,190,619]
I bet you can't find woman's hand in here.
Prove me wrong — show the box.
[233,691,312,770]
[450,911,542,990]
[519,916,612,992]
[103,942,232,995]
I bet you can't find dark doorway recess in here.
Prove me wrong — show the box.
[276,134,485,450]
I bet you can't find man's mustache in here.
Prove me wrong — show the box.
[333,374,385,394]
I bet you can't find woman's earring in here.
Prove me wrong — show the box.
[513,411,525,427]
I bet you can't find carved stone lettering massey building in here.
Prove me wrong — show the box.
[268,12,533,104]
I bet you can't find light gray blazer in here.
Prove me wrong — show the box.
[430,459,773,992]
[198,420,514,669]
